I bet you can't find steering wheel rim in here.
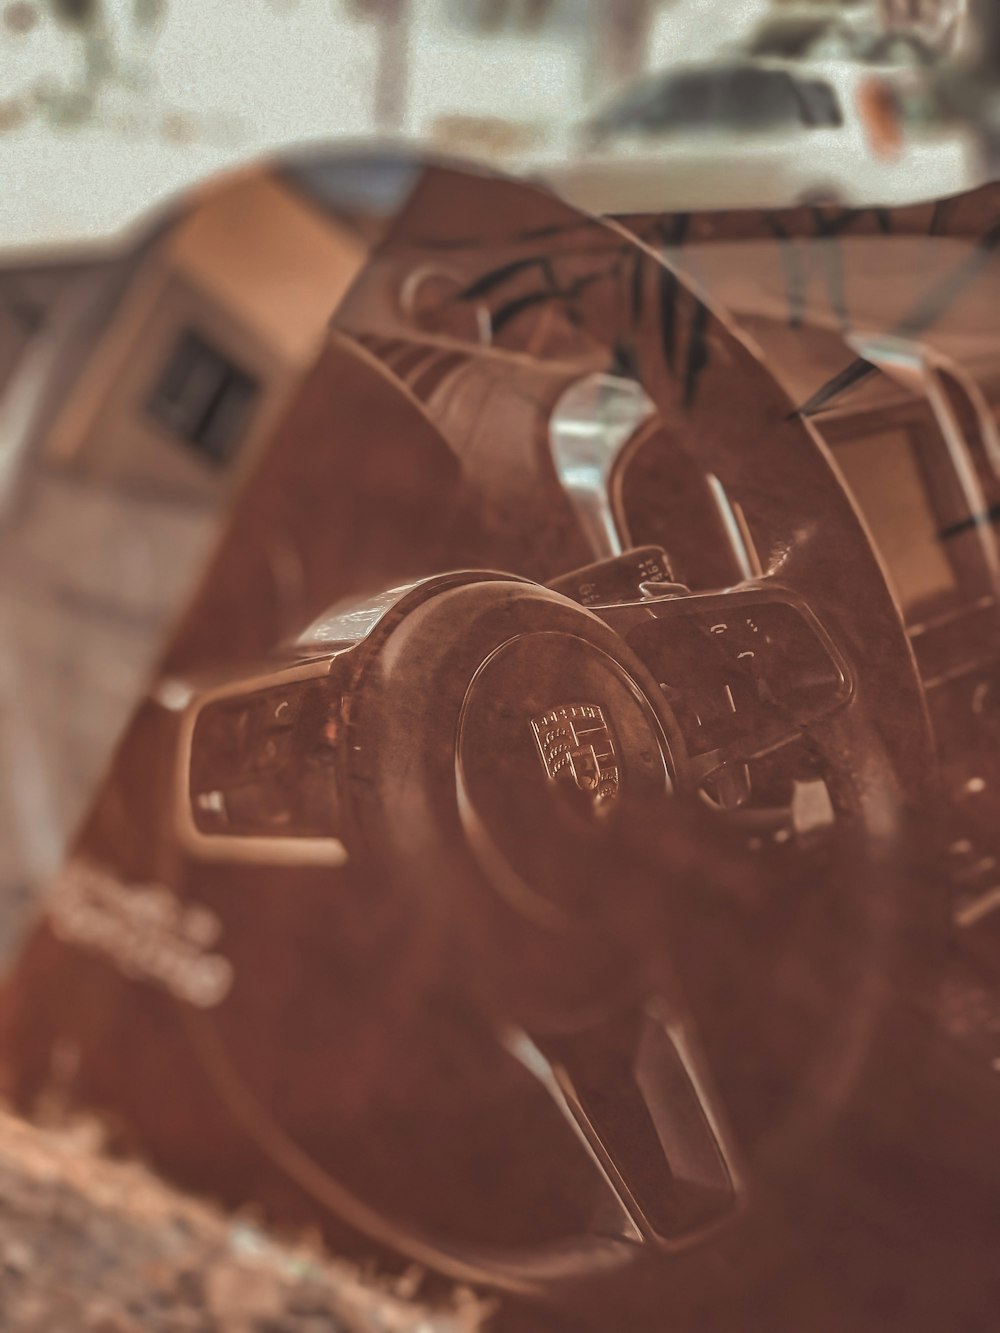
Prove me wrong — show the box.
[174,176,936,1290]
[0,165,939,1312]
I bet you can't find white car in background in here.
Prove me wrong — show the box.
[523,58,975,214]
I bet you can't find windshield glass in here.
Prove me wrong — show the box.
[0,0,992,250]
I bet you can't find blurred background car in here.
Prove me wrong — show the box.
[521,52,974,213]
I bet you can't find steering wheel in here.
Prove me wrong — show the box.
[0,167,937,1322]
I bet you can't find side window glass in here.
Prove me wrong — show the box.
[795,79,844,129]
[661,75,717,131]
[594,77,672,134]
[723,70,800,134]
[147,330,259,468]
[612,75,716,133]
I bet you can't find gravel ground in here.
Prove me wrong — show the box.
[0,1107,491,1333]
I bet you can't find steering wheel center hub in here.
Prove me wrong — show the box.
[457,629,674,895]
[341,575,685,1020]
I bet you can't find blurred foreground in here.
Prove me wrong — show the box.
[0,1107,487,1332]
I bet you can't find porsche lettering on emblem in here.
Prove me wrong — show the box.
[531,703,620,802]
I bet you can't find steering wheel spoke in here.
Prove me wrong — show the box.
[507,1001,740,1252]
[548,373,657,560]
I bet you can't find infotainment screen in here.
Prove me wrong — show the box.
[832,427,957,615]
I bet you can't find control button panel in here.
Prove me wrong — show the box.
[618,591,854,769]
[188,677,342,839]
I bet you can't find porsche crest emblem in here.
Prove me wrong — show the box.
[531,703,620,803]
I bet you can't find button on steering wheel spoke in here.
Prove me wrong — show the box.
[594,582,854,780]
